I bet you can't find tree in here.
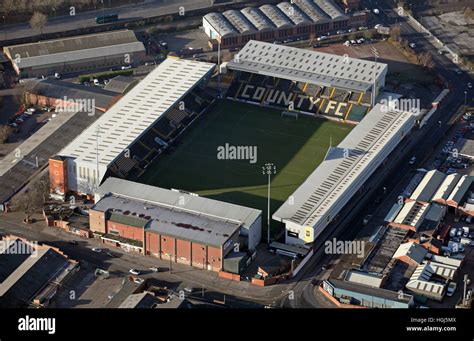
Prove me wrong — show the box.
[29,11,47,34]
[363,30,374,40]
[390,26,402,42]
[12,175,50,222]
[418,52,435,69]
[0,125,12,144]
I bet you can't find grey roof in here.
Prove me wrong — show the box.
[424,203,445,222]
[406,264,445,298]
[393,242,428,264]
[410,170,446,202]
[273,104,415,238]
[222,10,256,34]
[393,201,429,229]
[15,42,145,69]
[94,194,240,247]
[97,178,261,230]
[228,40,388,92]
[456,138,474,158]
[25,78,119,110]
[326,278,413,304]
[293,0,330,23]
[203,12,238,37]
[432,173,462,202]
[103,75,137,94]
[447,174,474,204]
[276,2,312,26]
[259,5,293,28]
[119,292,159,308]
[240,7,275,31]
[344,269,383,287]
[313,0,347,20]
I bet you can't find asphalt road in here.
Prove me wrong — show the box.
[0,0,212,43]
[280,0,473,308]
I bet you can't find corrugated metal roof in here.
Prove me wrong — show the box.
[432,173,462,202]
[223,10,256,34]
[276,2,312,26]
[240,7,275,31]
[203,12,238,37]
[406,264,446,298]
[228,40,388,92]
[59,58,215,170]
[273,103,416,239]
[97,178,262,231]
[393,242,428,264]
[259,4,293,28]
[447,174,473,204]
[293,0,330,23]
[14,42,145,69]
[313,0,347,20]
[410,170,446,203]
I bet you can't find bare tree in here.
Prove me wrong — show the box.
[29,11,48,34]
[418,52,435,69]
[0,125,12,144]
[390,26,401,42]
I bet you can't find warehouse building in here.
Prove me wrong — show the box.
[0,235,78,308]
[405,263,447,302]
[4,30,146,78]
[203,0,368,49]
[322,279,414,308]
[90,178,262,271]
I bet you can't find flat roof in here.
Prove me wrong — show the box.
[97,178,262,230]
[228,40,388,92]
[273,104,415,237]
[59,57,215,168]
[344,269,383,287]
[456,138,474,158]
[326,278,413,304]
[94,194,240,247]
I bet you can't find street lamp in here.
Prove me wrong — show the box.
[262,163,277,245]
[371,47,379,107]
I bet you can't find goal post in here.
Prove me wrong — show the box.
[281,111,299,119]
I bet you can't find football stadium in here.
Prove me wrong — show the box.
[50,40,416,249]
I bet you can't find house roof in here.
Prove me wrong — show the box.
[393,242,428,264]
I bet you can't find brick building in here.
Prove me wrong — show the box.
[90,178,262,271]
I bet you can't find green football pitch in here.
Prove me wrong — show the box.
[138,100,352,234]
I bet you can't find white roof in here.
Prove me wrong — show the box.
[393,242,428,264]
[409,170,446,202]
[259,4,293,28]
[228,40,388,92]
[394,201,429,228]
[60,57,214,168]
[222,10,256,34]
[273,104,416,237]
[447,174,473,204]
[15,42,145,69]
[406,264,446,297]
[432,173,462,202]
[423,260,457,280]
[345,269,383,287]
[240,7,275,31]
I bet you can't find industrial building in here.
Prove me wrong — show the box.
[321,279,414,308]
[48,57,215,197]
[0,235,78,308]
[90,178,262,271]
[203,1,368,49]
[273,103,416,245]
[4,30,146,78]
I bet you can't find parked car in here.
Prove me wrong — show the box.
[409,156,416,165]
[54,73,61,79]
[91,247,102,253]
[468,82,473,89]
[446,282,457,297]
[149,266,159,272]
[133,277,144,284]
[129,269,140,275]
[121,65,132,70]
[373,8,380,15]
[409,43,416,49]
[69,240,78,245]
